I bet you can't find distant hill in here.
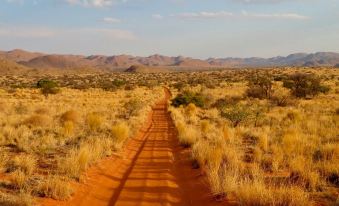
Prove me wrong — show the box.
[0,49,43,62]
[21,55,95,69]
[1,49,339,71]
[0,58,31,75]
[125,65,169,73]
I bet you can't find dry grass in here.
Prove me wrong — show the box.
[169,68,339,205]
[22,114,50,127]
[0,83,163,202]
[6,155,37,175]
[236,181,310,206]
[10,170,29,189]
[111,122,130,148]
[177,122,199,147]
[0,191,35,206]
[35,176,73,200]
[0,68,337,204]
[86,113,103,132]
[60,110,80,124]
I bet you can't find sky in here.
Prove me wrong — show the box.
[0,0,338,58]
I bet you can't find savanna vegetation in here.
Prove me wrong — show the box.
[169,68,338,205]
[0,67,338,205]
[0,73,163,205]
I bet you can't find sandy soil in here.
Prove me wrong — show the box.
[42,88,227,206]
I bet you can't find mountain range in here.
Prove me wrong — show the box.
[0,49,339,73]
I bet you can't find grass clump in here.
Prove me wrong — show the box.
[0,192,35,206]
[10,170,29,189]
[35,176,73,200]
[60,110,80,124]
[86,112,103,132]
[111,122,130,147]
[23,114,50,127]
[176,122,199,147]
[6,155,37,175]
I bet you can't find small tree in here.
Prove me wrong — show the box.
[221,105,251,127]
[246,73,273,99]
[37,79,60,97]
[123,99,143,118]
[283,73,330,98]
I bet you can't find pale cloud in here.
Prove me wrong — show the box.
[169,10,309,20]
[64,0,127,8]
[242,10,310,20]
[0,27,55,38]
[171,11,234,19]
[6,0,24,4]
[0,26,136,40]
[152,14,164,20]
[232,0,302,3]
[102,17,121,23]
[73,28,136,40]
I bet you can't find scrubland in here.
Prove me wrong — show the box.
[0,74,163,205]
[0,67,338,206]
[169,68,338,205]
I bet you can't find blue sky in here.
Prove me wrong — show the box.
[0,0,338,58]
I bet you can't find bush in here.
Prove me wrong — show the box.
[171,91,207,108]
[283,73,330,98]
[270,94,296,107]
[171,82,186,91]
[124,99,143,118]
[211,96,242,109]
[112,79,126,88]
[37,79,60,97]
[246,73,273,99]
[221,105,251,127]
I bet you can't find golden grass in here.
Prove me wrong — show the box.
[7,155,37,175]
[36,176,73,200]
[169,68,339,205]
[177,122,199,147]
[86,112,103,132]
[111,122,130,148]
[10,170,28,189]
[0,85,163,203]
[60,110,80,124]
[0,191,35,206]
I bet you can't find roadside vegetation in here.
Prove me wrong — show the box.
[0,67,338,205]
[169,68,338,205]
[0,74,163,205]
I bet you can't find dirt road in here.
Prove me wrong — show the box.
[43,88,221,206]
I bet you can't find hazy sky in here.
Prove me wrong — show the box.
[0,0,338,58]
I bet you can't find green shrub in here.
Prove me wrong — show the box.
[112,79,126,88]
[37,79,60,97]
[221,105,251,127]
[171,91,207,108]
[283,73,330,98]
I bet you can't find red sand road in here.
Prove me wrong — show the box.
[42,88,227,206]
